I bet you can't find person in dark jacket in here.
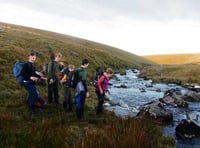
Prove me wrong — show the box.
[47,52,64,104]
[96,68,113,115]
[21,50,46,115]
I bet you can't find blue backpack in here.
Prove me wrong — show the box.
[13,62,26,85]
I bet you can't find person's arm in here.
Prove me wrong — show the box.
[34,70,41,78]
[82,80,89,97]
[82,80,88,92]
[29,63,42,81]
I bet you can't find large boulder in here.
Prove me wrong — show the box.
[162,89,188,107]
[175,112,200,139]
[137,101,173,125]
[114,84,128,88]
[184,84,200,93]
[119,71,126,75]
[169,95,188,107]
[164,88,182,96]
[159,96,175,106]
[109,99,129,109]
[182,90,200,102]
[175,119,200,139]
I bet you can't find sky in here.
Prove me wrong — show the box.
[0,0,200,55]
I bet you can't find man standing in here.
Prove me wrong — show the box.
[60,64,75,112]
[47,52,64,104]
[21,50,45,115]
[75,59,89,120]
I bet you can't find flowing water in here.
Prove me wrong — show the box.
[105,69,200,147]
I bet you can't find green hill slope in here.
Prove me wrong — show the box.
[0,22,154,90]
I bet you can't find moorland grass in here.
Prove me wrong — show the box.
[0,95,175,148]
[140,64,200,85]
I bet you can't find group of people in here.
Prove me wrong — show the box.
[20,49,113,120]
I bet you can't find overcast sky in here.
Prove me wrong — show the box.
[1,0,200,55]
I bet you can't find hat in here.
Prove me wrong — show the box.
[29,49,36,56]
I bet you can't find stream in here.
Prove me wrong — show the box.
[105,69,200,148]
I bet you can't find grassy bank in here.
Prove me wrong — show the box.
[140,64,200,85]
[0,85,175,148]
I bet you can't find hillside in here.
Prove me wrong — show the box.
[0,22,155,92]
[144,54,200,65]
[141,54,200,85]
[0,22,155,88]
[0,23,174,147]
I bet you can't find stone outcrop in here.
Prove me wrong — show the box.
[137,101,173,125]
[182,90,200,102]
[160,89,188,107]
[175,119,200,139]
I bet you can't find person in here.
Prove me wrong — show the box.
[21,50,46,115]
[96,68,113,115]
[47,52,64,104]
[60,64,75,112]
[75,59,89,120]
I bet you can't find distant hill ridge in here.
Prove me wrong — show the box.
[144,54,200,65]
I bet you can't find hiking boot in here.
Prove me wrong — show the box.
[29,107,37,116]
[68,108,73,112]
[40,104,47,110]
[63,101,68,112]
[96,110,100,115]
[29,110,37,116]
[54,101,61,105]
[48,100,53,104]
[76,109,83,119]
[66,107,73,113]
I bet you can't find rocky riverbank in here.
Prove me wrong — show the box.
[106,69,200,147]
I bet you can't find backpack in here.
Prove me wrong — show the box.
[59,68,69,82]
[92,71,104,88]
[42,63,48,76]
[59,71,65,82]
[13,62,26,85]
[68,68,83,89]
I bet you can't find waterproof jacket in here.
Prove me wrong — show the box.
[21,62,41,82]
[97,74,109,92]
[47,60,63,80]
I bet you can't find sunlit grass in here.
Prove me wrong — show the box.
[144,53,200,65]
